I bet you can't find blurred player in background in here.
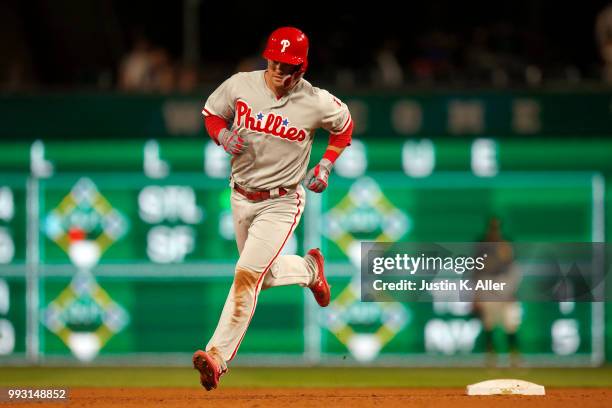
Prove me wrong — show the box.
[193,26,353,390]
[473,216,522,366]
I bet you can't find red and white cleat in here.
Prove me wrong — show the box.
[192,350,226,391]
[307,248,330,307]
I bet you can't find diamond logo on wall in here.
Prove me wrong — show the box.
[44,177,128,259]
[324,177,410,265]
[43,272,129,361]
[322,177,411,361]
[42,178,130,361]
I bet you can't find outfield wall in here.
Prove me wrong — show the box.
[0,137,610,365]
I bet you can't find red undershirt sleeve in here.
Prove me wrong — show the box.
[204,115,228,145]
[322,120,354,163]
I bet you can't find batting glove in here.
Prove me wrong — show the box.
[218,128,248,156]
[304,158,333,193]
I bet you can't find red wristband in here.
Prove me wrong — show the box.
[322,149,340,163]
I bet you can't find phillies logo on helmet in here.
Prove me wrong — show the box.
[280,39,290,53]
[235,100,307,142]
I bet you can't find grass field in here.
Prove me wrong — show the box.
[2,366,612,388]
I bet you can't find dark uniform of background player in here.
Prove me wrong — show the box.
[473,217,522,366]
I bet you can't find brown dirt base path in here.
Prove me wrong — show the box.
[10,387,611,408]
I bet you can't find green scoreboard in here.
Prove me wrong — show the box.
[0,137,609,365]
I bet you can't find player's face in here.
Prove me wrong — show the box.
[267,60,300,86]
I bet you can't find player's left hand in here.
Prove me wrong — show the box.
[304,159,332,193]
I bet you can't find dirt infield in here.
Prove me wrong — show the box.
[9,387,611,407]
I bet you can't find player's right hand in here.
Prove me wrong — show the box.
[218,128,248,156]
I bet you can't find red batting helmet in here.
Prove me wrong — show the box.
[262,27,309,73]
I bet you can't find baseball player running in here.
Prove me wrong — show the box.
[193,27,353,391]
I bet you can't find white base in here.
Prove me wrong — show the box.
[466,379,545,396]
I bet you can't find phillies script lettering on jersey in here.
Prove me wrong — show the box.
[235,99,307,142]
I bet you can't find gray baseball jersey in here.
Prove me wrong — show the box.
[202,70,351,190]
